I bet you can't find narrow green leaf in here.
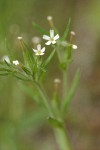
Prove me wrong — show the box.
[17,109,46,130]
[32,21,48,34]
[40,67,46,73]
[13,72,30,81]
[38,49,56,80]
[62,18,71,40]
[4,60,11,66]
[42,49,56,68]
[0,68,11,72]
[66,45,72,60]
[62,69,80,113]
[22,41,35,73]
[5,38,14,61]
[0,72,9,76]
[21,65,32,75]
[0,61,4,65]
[0,61,10,67]
[19,82,42,104]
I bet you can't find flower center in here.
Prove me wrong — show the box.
[50,38,54,42]
[38,51,41,55]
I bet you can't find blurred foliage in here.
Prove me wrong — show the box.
[0,0,100,150]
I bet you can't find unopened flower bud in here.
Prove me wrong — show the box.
[17,36,23,40]
[47,16,54,28]
[32,36,41,44]
[54,78,61,92]
[72,44,78,50]
[47,16,53,21]
[70,31,76,36]
[54,78,61,84]
[70,31,76,43]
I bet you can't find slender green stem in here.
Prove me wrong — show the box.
[34,81,73,150]
[54,124,73,150]
[62,69,80,113]
[34,82,54,118]
[56,47,62,63]
[62,69,68,100]
[52,67,73,150]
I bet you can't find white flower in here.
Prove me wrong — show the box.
[13,60,19,65]
[72,44,78,49]
[43,30,59,45]
[2,55,10,63]
[32,44,45,56]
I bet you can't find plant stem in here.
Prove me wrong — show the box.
[34,82,54,118]
[34,82,73,150]
[62,69,80,113]
[56,47,62,63]
[62,69,68,100]
[54,124,73,150]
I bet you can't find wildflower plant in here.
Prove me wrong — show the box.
[0,16,80,150]
[43,29,59,45]
[32,44,45,55]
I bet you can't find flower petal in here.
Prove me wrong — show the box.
[32,48,38,53]
[43,35,50,40]
[52,40,56,44]
[54,34,59,40]
[2,55,10,63]
[50,30,54,38]
[13,60,19,65]
[37,44,41,50]
[41,47,45,52]
[45,41,52,45]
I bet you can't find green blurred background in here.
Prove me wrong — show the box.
[0,0,100,150]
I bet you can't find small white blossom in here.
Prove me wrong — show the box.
[13,60,19,65]
[32,44,45,56]
[2,55,10,63]
[43,30,59,45]
[72,44,78,50]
